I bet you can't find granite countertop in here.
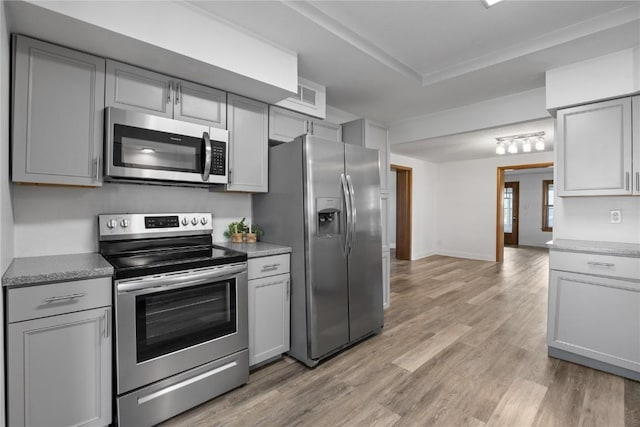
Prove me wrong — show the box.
[547,239,640,258]
[214,241,292,259]
[2,253,114,288]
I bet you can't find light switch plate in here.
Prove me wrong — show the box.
[610,210,622,224]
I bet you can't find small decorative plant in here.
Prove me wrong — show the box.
[223,218,264,243]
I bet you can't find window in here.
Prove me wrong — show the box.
[542,180,554,231]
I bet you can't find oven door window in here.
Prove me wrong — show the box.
[113,124,205,174]
[135,279,236,363]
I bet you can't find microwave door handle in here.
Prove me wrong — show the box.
[202,131,212,182]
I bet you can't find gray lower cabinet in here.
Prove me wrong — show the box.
[7,278,112,427]
[247,254,291,367]
[105,59,226,128]
[224,93,269,192]
[12,35,105,186]
[547,250,640,379]
[268,106,341,143]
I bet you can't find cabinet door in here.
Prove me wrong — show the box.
[8,307,112,427]
[174,80,227,129]
[226,94,268,192]
[548,270,640,372]
[12,36,105,186]
[311,119,342,142]
[382,250,390,310]
[633,96,640,195]
[268,106,308,143]
[556,98,633,196]
[105,60,173,118]
[365,120,390,193]
[248,273,290,366]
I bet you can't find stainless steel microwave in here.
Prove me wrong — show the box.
[104,107,228,186]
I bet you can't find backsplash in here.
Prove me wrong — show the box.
[13,183,251,257]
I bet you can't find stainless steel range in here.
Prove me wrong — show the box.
[99,213,248,427]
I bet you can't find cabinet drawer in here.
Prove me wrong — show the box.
[248,254,290,280]
[8,277,112,323]
[550,251,640,281]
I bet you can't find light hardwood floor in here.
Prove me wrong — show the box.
[162,247,640,427]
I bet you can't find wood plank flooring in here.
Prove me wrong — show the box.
[161,247,640,427]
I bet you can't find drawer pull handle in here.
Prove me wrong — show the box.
[587,261,615,268]
[261,264,280,271]
[43,293,85,303]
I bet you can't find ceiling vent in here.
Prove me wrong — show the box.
[276,77,326,119]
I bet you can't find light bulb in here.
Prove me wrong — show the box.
[496,142,506,155]
[535,136,545,151]
[522,138,532,153]
[508,140,518,154]
[140,148,156,154]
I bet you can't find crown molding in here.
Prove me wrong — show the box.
[420,4,640,86]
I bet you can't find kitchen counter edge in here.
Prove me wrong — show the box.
[2,253,114,288]
[213,241,292,259]
[546,239,640,258]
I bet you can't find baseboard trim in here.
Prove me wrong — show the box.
[436,250,495,262]
[411,250,436,261]
[548,346,640,381]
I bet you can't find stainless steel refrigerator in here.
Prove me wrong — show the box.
[253,134,383,367]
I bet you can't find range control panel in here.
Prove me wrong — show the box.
[99,213,213,240]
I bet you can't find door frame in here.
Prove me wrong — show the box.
[496,162,553,262]
[391,164,412,260]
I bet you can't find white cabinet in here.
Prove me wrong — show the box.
[224,93,269,193]
[12,35,105,187]
[268,106,341,143]
[556,97,638,196]
[342,118,390,193]
[547,250,640,379]
[247,253,291,367]
[380,194,391,309]
[7,278,112,427]
[106,60,226,128]
[633,96,640,195]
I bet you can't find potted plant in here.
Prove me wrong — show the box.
[223,218,248,243]
[245,223,264,243]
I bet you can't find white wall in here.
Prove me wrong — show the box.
[388,169,397,248]
[0,1,11,423]
[389,153,437,260]
[13,184,251,257]
[504,171,554,247]
[435,151,553,261]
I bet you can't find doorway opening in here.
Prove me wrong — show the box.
[496,162,553,262]
[391,164,412,261]
[503,181,520,246]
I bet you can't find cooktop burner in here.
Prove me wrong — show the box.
[98,213,247,280]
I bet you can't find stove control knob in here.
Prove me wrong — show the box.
[120,219,129,228]
[106,219,117,229]
[181,218,189,226]
[201,217,208,225]
[191,217,198,226]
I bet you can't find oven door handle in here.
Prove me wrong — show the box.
[117,263,246,294]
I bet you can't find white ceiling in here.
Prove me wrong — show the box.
[190,0,639,161]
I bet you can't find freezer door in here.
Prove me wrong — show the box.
[345,144,384,341]
[304,137,350,359]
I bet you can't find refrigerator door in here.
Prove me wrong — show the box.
[304,136,350,359]
[345,144,384,341]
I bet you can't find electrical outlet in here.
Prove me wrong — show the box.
[610,210,622,224]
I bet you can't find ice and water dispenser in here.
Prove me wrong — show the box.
[316,197,342,237]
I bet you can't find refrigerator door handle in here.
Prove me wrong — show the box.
[340,173,351,257]
[346,174,357,255]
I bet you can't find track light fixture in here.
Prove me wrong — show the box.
[495,132,546,155]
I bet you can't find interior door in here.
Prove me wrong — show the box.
[304,137,350,359]
[503,181,519,246]
[345,144,384,341]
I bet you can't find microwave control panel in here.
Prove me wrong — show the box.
[211,140,226,176]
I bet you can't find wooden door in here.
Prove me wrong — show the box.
[394,165,412,260]
[503,182,519,246]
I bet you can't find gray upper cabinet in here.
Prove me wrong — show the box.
[225,93,269,192]
[342,118,390,193]
[633,96,640,195]
[12,35,105,186]
[106,60,226,129]
[556,97,634,196]
[268,105,341,143]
